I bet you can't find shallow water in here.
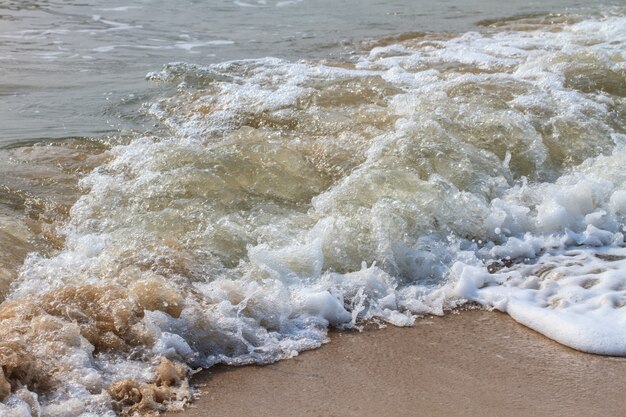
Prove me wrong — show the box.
[1,0,620,142]
[1,1,626,416]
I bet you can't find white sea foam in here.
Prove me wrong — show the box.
[234,0,302,7]
[451,246,626,355]
[2,11,626,416]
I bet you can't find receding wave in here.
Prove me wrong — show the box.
[1,10,626,416]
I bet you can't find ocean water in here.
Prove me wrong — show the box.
[1,1,625,415]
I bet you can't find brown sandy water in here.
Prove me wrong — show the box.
[0,139,109,296]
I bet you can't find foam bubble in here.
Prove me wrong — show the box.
[452,247,626,355]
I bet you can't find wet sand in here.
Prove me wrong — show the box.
[166,310,626,417]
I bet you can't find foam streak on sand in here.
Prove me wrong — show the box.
[1,10,626,416]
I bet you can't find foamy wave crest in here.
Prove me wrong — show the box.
[2,11,625,415]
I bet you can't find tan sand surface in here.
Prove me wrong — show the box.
[166,310,626,417]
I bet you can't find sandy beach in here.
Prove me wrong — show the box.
[167,310,626,417]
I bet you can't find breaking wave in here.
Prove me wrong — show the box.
[1,10,625,416]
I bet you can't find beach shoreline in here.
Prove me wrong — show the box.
[166,310,626,417]
[2,5,626,415]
